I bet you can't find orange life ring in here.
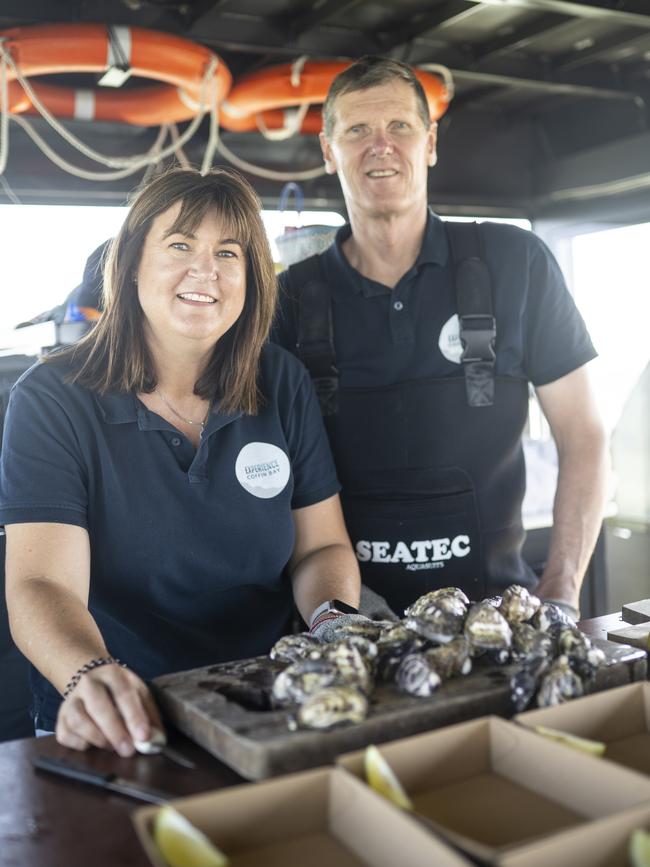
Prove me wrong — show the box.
[220,60,451,134]
[2,24,231,126]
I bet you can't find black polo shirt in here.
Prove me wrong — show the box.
[0,343,339,729]
[273,210,596,388]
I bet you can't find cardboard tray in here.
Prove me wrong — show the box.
[152,637,646,780]
[516,681,650,777]
[336,716,650,863]
[496,803,650,867]
[132,766,472,867]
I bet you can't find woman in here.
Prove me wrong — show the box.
[0,167,360,755]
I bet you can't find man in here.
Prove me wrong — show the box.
[272,57,608,618]
[281,56,607,619]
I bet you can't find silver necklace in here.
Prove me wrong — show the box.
[155,389,210,432]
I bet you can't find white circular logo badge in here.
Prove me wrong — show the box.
[438,313,462,364]
[235,442,291,499]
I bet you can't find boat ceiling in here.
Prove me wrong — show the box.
[2,0,650,221]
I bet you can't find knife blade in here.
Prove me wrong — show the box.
[33,754,173,805]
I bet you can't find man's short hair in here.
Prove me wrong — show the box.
[322,56,431,138]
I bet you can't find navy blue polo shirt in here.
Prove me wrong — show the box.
[0,343,339,729]
[273,210,596,387]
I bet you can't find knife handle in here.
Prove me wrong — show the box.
[33,755,113,787]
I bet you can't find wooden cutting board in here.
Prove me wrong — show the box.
[152,639,646,780]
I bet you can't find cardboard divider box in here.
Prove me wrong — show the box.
[497,802,650,867]
[516,681,650,777]
[132,766,471,867]
[337,715,650,863]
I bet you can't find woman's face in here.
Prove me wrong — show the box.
[136,201,247,353]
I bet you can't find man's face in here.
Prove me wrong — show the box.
[320,79,437,221]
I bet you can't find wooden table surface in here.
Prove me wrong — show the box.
[0,614,642,867]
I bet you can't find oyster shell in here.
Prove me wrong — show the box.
[510,622,554,663]
[320,638,375,694]
[464,601,512,651]
[499,585,541,624]
[555,627,606,681]
[330,620,388,643]
[291,686,368,730]
[536,655,584,707]
[424,636,472,678]
[375,623,425,681]
[405,607,464,645]
[269,633,320,664]
[531,602,576,633]
[483,595,503,608]
[405,588,469,619]
[271,658,342,706]
[396,653,442,697]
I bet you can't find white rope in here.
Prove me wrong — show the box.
[200,68,220,174]
[0,174,21,203]
[0,41,217,169]
[417,64,455,102]
[169,122,191,168]
[216,136,327,181]
[256,102,311,141]
[290,55,308,88]
[9,115,172,181]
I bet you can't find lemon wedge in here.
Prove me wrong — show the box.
[153,805,229,867]
[364,744,413,810]
[533,725,606,756]
[629,829,650,867]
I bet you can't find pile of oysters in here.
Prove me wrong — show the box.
[268,585,606,731]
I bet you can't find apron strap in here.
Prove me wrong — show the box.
[286,254,339,416]
[446,222,497,407]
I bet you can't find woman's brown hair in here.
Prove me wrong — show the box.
[51,167,277,415]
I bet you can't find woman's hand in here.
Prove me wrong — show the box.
[55,664,163,756]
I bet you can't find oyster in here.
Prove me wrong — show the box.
[531,602,576,633]
[405,607,464,645]
[405,588,469,619]
[555,627,606,681]
[321,638,375,694]
[499,585,541,624]
[464,601,512,651]
[483,595,503,608]
[477,646,511,666]
[269,633,320,664]
[375,623,425,681]
[330,620,389,643]
[510,622,554,663]
[536,655,584,707]
[271,658,342,706]
[396,653,442,697]
[424,636,472,678]
[291,686,368,730]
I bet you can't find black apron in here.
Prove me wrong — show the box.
[288,222,536,615]
[327,375,532,614]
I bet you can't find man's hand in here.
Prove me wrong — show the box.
[55,664,162,756]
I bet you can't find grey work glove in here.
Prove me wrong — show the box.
[543,598,580,623]
[359,583,400,622]
[310,613,372,644]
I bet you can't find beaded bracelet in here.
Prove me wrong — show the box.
[63,656,126,698]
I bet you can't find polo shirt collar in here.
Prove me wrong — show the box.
[323,207,449,299]
[94,390,242,434]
